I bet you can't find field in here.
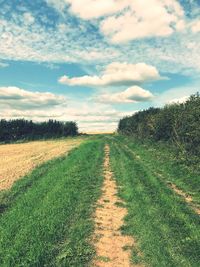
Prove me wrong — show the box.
[0,138,84,190]
[0,135,199,266]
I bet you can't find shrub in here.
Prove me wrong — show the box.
[118,93,200,158]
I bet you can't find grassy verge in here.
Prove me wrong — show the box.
[0,139,104,267]
[0,157,58,214]
[108,136,200,267]
[113,135,200,205]
[0,135,85,145]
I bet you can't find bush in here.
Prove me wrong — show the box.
[118,93,200,158]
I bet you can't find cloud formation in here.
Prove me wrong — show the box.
[0,87,134,132]
[101,0,184,43]
[0,1,200,75]
[168,95,189,104]
[1,1,200,133]
[0,62,9,68]
[66,0,127,20]
[0,87,67,110]
[95,86,154,103]
[23,12,35,25]
[59,62,162,87]
[191,20,200,33]
[55,0,185,43]
[151,84,199,107]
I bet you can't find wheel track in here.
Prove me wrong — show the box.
[93,144,140,267]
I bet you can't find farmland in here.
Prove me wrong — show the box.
[0,137,84,190]
[0,135,199,266]
[1,1,200,266]
[0,139,104,266]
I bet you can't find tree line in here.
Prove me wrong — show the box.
[0,119,78,142]
[118,93,200,160]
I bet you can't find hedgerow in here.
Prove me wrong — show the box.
[118,93,200,163]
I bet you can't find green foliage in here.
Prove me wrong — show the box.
[0,140,104,266]
[118,93,200,162]
[0,119,78,142]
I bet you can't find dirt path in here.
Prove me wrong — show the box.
[93,144,137,267]
[156,173,200,215]
[168,182,200,215]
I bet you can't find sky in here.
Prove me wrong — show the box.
[0,0,200,133]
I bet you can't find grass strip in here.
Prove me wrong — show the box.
[0,139,104,267]
[0,157,60,214]
[114,135,200,205]
[108,137,200,267]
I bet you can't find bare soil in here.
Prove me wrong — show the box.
[0,138,83,190]
[169,182,200,215]
[154,171,200,215]
[93,144,140,267]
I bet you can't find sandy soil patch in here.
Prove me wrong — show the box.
[156,172,200,215]
[93,144,139,267]
[168,182,200,215]
[0,138,84,190]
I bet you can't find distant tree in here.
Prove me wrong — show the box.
[0,119,78,142]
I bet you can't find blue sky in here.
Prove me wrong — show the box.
[0,0,200,132]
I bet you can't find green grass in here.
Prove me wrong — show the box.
[107,136,200,267]
[1,134,199,266]
[0,139,104,267]
[113,135,200,205]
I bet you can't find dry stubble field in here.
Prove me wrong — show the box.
[0,138,84,190]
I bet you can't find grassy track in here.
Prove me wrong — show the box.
[1,135,199,266]
[107,136,200,267]
[114,135,200,205]
[0,139,104,267]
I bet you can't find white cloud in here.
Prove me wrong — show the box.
[95,86,153,103]
[23,12,35,25]
[100,0,185,43]
[152,85,199,107]
[59,106,135,132]
[186,41,196,49]
[1,2,200,133]
[52,0,185,43]
[191,19,200,33]
[59,62,162,87]
[79,120,129,133]
[0,87,67,110]
[0,2,200,75]
[0,15,119,64]
[0,89,134,132]
[0,62,9,68]
[66,0,127,20]
[175,19,186,31]
[168,95,189,104]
